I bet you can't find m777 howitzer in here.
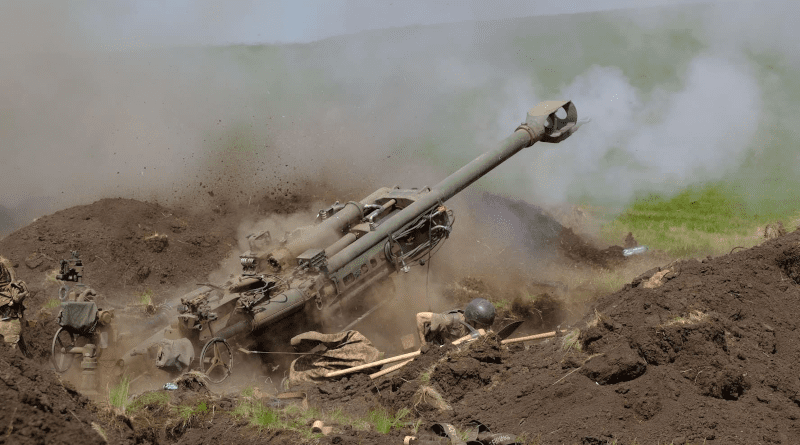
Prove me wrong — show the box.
[118,101,582,383]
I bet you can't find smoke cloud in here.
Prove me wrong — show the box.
[521,54,762,207]
[1,0,797,237]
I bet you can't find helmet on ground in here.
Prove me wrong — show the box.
[464,298,496,327]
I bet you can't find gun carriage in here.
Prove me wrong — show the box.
[118,101,582,383]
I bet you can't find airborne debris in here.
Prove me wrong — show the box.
[114,101,583,385]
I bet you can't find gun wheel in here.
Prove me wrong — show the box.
[199,337,232,384]
[51,327,76,373]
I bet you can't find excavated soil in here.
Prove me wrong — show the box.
[297,230,800,444]
[0,194,311,359]
[3,197,800,444]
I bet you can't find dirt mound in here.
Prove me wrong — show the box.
[0,195,312,361]
[0,196,306,306]
[429,230,800,444]
[6,192,749,444]
[558,226,625,269]
[0,341,110,445]
[294,230,800,444]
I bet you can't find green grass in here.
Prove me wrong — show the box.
[231,396,415,439]
[139,289,153,306]
[601,183,799,257]
[366,406,411,434]
[44,298,61,310]
[176,401,209,420]
[593,271,629,296]
[492,298,511,312]
[108,375,131,413]
[127,391,170,413]
[325,407,370,432]
[240,386,255,398]
[233,400,280,429]
[233,400,315,432]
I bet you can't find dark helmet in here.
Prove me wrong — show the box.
[464,298,496,327]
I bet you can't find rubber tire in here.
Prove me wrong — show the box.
[199,337,232,384]
[51,327,76,373]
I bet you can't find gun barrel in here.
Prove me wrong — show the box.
[325,101,578,273]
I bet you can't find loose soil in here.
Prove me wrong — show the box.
[2,197,799,444]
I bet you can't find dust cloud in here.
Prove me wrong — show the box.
[2,2,798,274]
[6,2,797,397]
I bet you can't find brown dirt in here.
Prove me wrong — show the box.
[0,341,109,445]
[0,194,311,360]
[299,231,800,444]
[3,197,800,444]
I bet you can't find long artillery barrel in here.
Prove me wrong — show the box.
[325,100,580,273]
[116,101,582,372]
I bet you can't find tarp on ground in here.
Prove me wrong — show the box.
[288,330,380,387]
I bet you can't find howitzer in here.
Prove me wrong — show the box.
[118,101,581,383]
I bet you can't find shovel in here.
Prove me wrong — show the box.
[495,320,524,341]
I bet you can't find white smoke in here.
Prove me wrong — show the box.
[518,54,762,207]
[0,0,795,234]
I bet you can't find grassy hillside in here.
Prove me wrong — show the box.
[601,183,800,257]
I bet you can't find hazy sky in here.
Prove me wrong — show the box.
[0,0,789,231]
[78,0,735,48]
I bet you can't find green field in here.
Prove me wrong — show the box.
[600,182,799,258]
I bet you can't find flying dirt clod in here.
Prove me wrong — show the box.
[115,100,583,383]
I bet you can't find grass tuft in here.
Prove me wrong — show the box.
[419,363,437,385]
[139,289,153,306]
[176,401,208,420]
[91,422,107,442]
[664,310,708,327]
[561,329,582,352]
[231,390,417,439]
[412,385,451,412]
[108,375,131,414]
[233,400,281,430]
[127,391,170,414]
[366,406,411,434]
[44,298,62,310]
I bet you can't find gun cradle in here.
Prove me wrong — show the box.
[118,101,581,379]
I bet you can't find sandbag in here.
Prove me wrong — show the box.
[288,330,380,387]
